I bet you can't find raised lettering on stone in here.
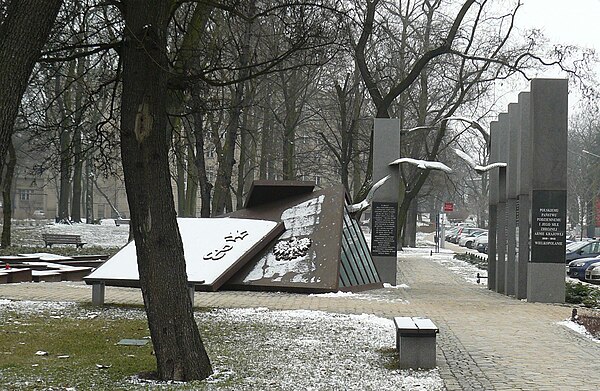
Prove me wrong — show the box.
[531,190,567,262]
[372,202,398,257]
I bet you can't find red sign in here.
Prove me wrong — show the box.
[443,202,454,212]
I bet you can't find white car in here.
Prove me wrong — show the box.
[584,261,600,284]
[458,230,487,248]
[472,233,489,250]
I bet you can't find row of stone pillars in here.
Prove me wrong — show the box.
[488,78,568,303]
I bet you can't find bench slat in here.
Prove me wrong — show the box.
[413,317,438,331]
[394,316,439,335]
[394,316,418,330]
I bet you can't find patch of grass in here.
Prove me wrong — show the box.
[0,307,155,390]
[565,282,600,307]
[377,347,400,370]
[453,252,488,269]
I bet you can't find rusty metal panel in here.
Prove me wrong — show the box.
[227,185,345,291]
[244,180,315,208]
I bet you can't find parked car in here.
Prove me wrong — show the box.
[475,235,489,252]
[458,230,487,248]
[567,256,600,281]
[445,227,460,242]
[565,240,600,263]
[478,240,489,254]
[584,261,600,284]
[454,227,485,244]
[32,210,45,219]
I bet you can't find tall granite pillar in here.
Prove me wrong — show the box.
[516,92,531,299]
[372,118,400,284]
[505,104,519,296]
[496,113,509,294]
[527,79,568,303]
[487,121,500,291]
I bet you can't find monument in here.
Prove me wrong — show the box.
[488,78,567,303]
[86,181,383,298]
[516,92,531,299]
[495,113,508,294]
[487,121,499,291]
[527,79,567,303]
[371,118,401,284]
[505,103,519,296]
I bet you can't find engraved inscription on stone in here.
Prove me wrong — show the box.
[371,202,398,257]
[531,190,566,263]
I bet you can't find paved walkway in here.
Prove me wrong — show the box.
[1,247,599,390]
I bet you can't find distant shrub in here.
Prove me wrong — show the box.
[565,282,600,308]
[453,252,488,269]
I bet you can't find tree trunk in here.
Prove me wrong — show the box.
[0,0,63,174]
[71,128,83,222]
[58,127,71,222]
[259,82,274,180]
[1,140,16,248]
[404,197,418,247]
[85,157,94,223]
[212,83,243,215]
[71,51,87,223]
[119,1,212,381]
[212,2,254,214]
[174,124,187,216]
[184,140,198,216]
[191,95,212,218]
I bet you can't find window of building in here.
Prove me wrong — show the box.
[19,189,34,201]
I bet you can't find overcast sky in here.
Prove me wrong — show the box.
[516,0,599,54]
[492,0,599,110]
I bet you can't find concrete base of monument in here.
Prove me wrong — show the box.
[526,262,565,303]
[373,256,397,284]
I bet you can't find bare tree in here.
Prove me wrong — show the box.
[118,0,213,380]
[0,0,63,204]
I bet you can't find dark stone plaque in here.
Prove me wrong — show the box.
[531,190,566,263]
[371,202,398,257]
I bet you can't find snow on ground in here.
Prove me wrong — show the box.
[428,252,487,285]
[9,219,130,248]
[559,319,600,344]
[43,220,130,248]
[198,308,444,391]
[0,225,459,389]
[402,233,487,286]
[0,300,444,390]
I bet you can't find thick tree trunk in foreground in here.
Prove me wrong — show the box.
[119,1,212,381]
[0,0,63,178]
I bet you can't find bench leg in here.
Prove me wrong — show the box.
[398,335,437,369]
[92,283,105,306]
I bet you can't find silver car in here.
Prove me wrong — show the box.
[584,261,600,283]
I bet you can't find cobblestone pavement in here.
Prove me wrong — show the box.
[1,247,599,390]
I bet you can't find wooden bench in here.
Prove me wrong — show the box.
[114,218,130,226]
[42,234,86,248]
[394,316,439,369]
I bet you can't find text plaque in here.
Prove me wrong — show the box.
[371,202,398,256]
[531,190,566,263]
